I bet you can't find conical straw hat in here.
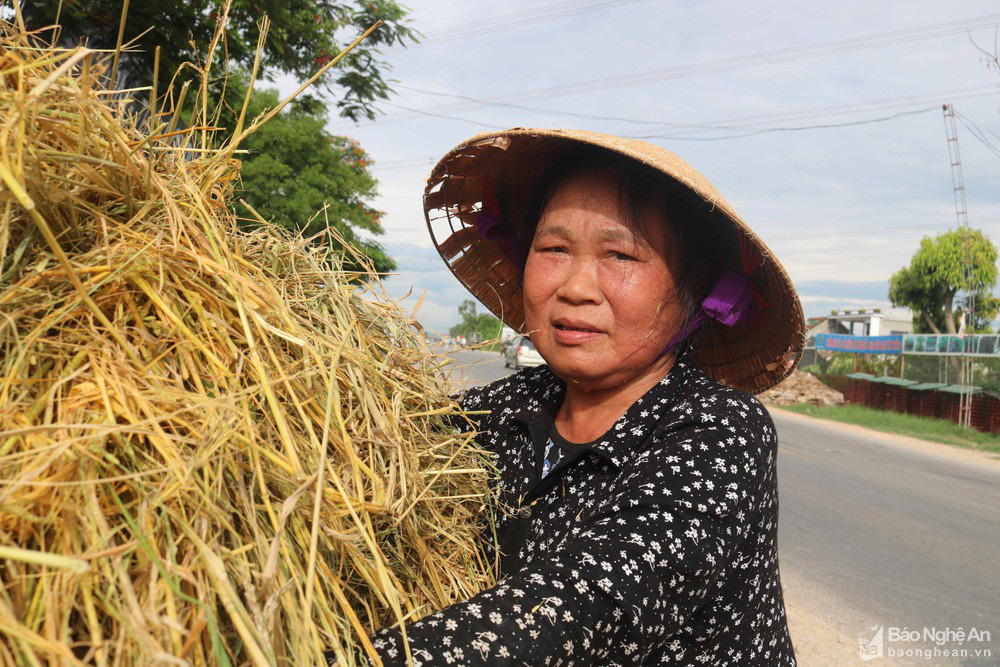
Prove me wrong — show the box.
[423,127,805,395]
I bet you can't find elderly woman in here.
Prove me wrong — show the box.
[368,129,803,666]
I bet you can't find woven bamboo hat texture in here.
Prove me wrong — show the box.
[423,128,805,395]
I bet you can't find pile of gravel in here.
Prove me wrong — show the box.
[758,370,844,406]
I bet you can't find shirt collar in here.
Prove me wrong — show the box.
[511,339,696,468]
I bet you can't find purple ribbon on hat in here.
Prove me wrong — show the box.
[476,210,526,275]
[658,267,759,359]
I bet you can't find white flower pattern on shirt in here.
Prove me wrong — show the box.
[360,340,797,666]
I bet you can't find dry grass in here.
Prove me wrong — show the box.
[0,13,493,666]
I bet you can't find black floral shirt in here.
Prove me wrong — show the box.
[365,339,797,666]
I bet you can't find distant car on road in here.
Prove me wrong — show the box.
[504,335,545,369]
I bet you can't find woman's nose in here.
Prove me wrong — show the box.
[556,258,604,305]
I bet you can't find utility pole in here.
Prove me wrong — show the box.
[942,104,975,429]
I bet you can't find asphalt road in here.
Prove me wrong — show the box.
[776,411,999,666]
[441,349,1000,666]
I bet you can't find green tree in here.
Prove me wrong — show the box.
[237,88,393,274]
[889,228,999,384]
[449,300,503,345]
[888,229,998,335]
[22,0,417,121]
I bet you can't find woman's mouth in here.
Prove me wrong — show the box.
[552,322,605,344]
[554,324,601,332]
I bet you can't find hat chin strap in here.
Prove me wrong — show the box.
[657,268,758,360]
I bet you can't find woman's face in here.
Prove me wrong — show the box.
[522,168,685,391]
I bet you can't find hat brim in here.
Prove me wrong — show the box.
[424,128,805,395]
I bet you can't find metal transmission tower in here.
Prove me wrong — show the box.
[942,104,975,429]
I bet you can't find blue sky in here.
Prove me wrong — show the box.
[284,1,1000,335]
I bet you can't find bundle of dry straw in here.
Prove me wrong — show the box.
[0,16,493,667]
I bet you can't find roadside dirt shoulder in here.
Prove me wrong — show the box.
[782,564,901,666]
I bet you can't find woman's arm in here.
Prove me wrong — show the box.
[365,411,771,666]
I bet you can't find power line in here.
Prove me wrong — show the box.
[953,109,1000,160]
[768,219,1000,243]
[645,87,998,136]
[777,234,999,256]
[775,236,1000,263]
[394,83,996,131]
[413,0,551,30]
[373,84,998,149]
[345,13,1000,128]
[371,93,997,171]
[781,253,942,265]
[385,0,650,52]
[393,83,711,128]
[776,241,990,260]
[379,101,506,130]
[626,107,938,141]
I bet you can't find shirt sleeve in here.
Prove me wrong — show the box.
[364,407,771,666]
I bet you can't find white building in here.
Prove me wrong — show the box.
[807,308,913,337]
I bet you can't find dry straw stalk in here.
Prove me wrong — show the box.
[0,15,493,666]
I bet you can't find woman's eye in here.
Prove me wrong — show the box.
[612,251,635,261]
[542,246,566,253]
